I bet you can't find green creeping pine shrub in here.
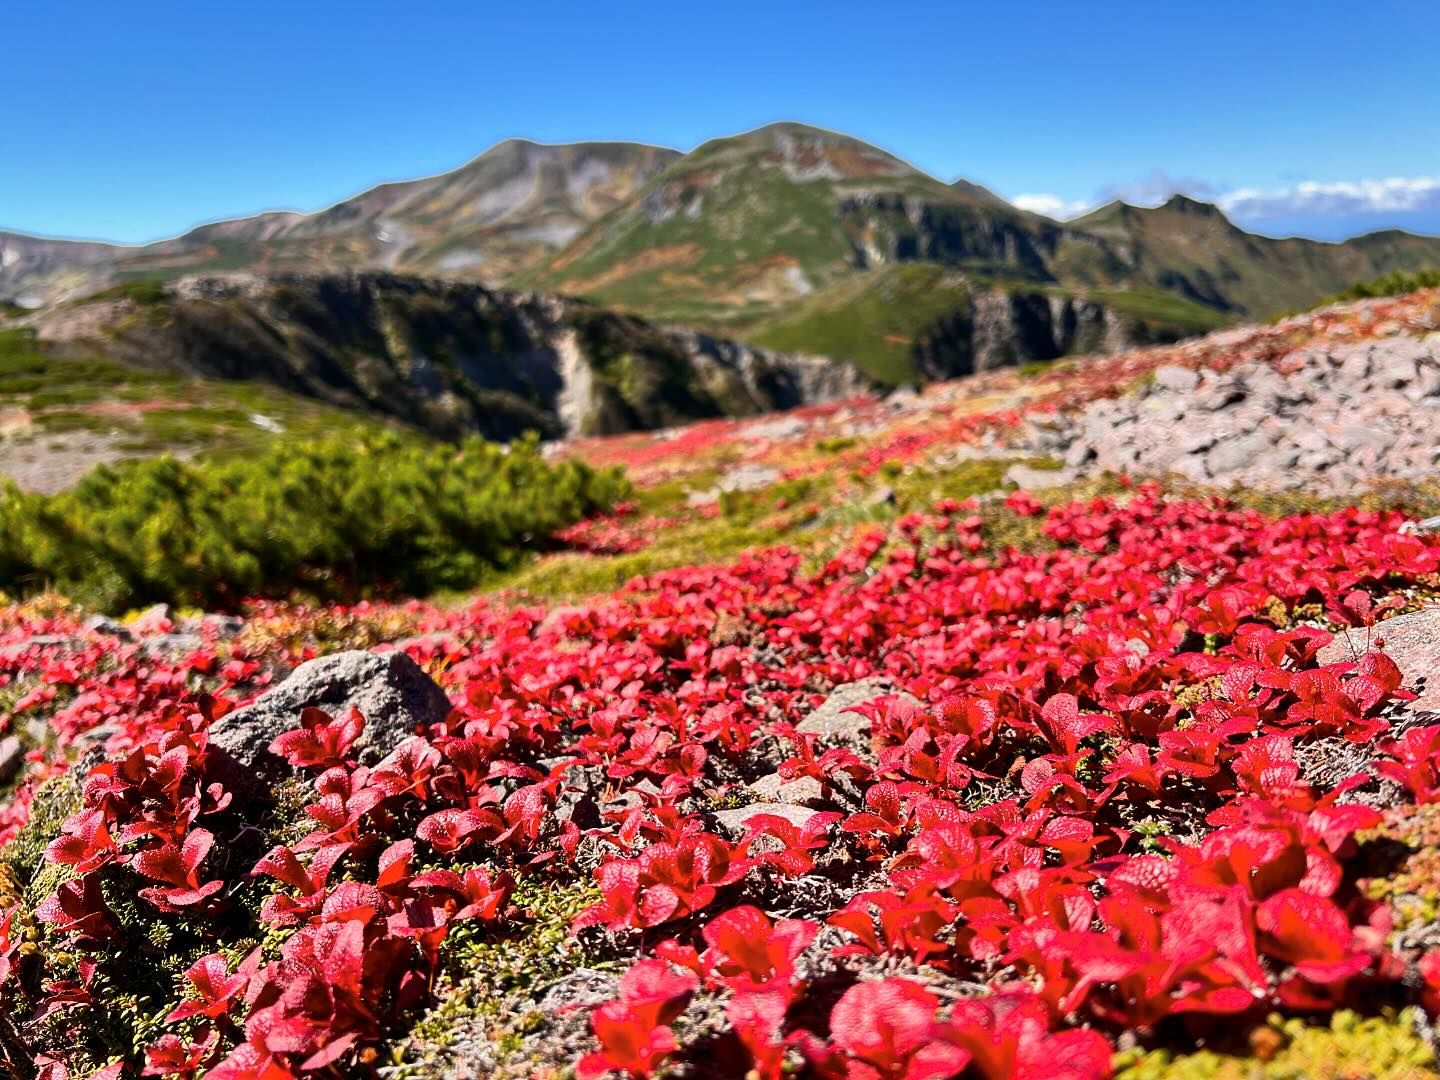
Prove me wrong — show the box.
[0,431,629,610]
[1332,267,1440,303]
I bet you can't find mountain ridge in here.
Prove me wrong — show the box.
[1,138,682,304]
[6,121,1440,388]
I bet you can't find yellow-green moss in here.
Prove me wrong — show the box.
[1361,803,1440,935]
[3,773,83,892]
[388,876,604,1073]
[1114,1010,1438,1080]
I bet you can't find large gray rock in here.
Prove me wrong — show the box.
[209,650,452,780]
[1319,606,1440,717]
[1204,430,1274,476]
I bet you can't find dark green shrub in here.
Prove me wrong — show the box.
[1330,268,1440,303]
[0,431,628,610]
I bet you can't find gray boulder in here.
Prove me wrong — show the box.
[1204,431,1274,477]
[1319,606,1440,717]
[1152,364,1200,393]
[209,650,452,782]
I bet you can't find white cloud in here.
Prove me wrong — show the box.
[1006,173,1440,228]
[1010,193,1095,219]
[1218,177,1440,220]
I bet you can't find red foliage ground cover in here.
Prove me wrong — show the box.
[4,479,1440,1077]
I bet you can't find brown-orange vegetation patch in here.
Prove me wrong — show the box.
[553,243,702,295]
[827,143,908,178]
[666,168,720,192]
[117,243,222,269]
[76,400,194,418]
[0,407,32,436]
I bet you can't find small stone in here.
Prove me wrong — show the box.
[1152,364,1199,393]
[130,603,174,633]
[717,464,781,494]
[1062,441,1096,468]
[1373,349,1418,388]
[141,632,205,657]
[1176,429,1218,454]
[1193,378,1245,411]
[1335,344,1373,384]
[202,614,247,638]
[712,802,823,836]
[1168,455,1210,483]
[1329,424,1394,455]
[1004,463,1077,490]
[84,615,132,640]
[747,773,825,805]
[0,736,22,785]
[1137,396,1188,425]
[886,384,920,404]
[1406,365,1440,401]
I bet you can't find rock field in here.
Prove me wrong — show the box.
[1014,333,1440,493]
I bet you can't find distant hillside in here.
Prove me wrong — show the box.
[516,125,1440,379]
[0,320,393,492]
[736,264,1227,384]
[28,272,873,441]
[7,122,1440,388]
[1066,195,1440,316]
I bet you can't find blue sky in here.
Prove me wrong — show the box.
[5,0,1439,243]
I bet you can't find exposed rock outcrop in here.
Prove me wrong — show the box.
[208,649,452,786]
[913,289,1163,380]
[32,272,875,441]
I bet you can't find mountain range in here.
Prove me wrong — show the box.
[5,121,1440,393]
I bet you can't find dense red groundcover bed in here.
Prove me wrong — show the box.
[7,485,1440,1077]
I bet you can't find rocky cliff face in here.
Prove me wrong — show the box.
[0,232,125,307]
[837,194,1068,280]
[32,272,873,441]
[911,288,1153,379]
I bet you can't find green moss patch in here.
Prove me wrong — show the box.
[1114,1010,1438,1080]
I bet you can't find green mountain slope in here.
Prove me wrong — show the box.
[519,125,1440,370]
[738,264,1227,384]
[515,123,1079,326]
[1067,195,1440,316]
[0,322,396,492]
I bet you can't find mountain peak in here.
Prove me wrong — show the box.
[682,122,920,181]
[1159,193,1225,217]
